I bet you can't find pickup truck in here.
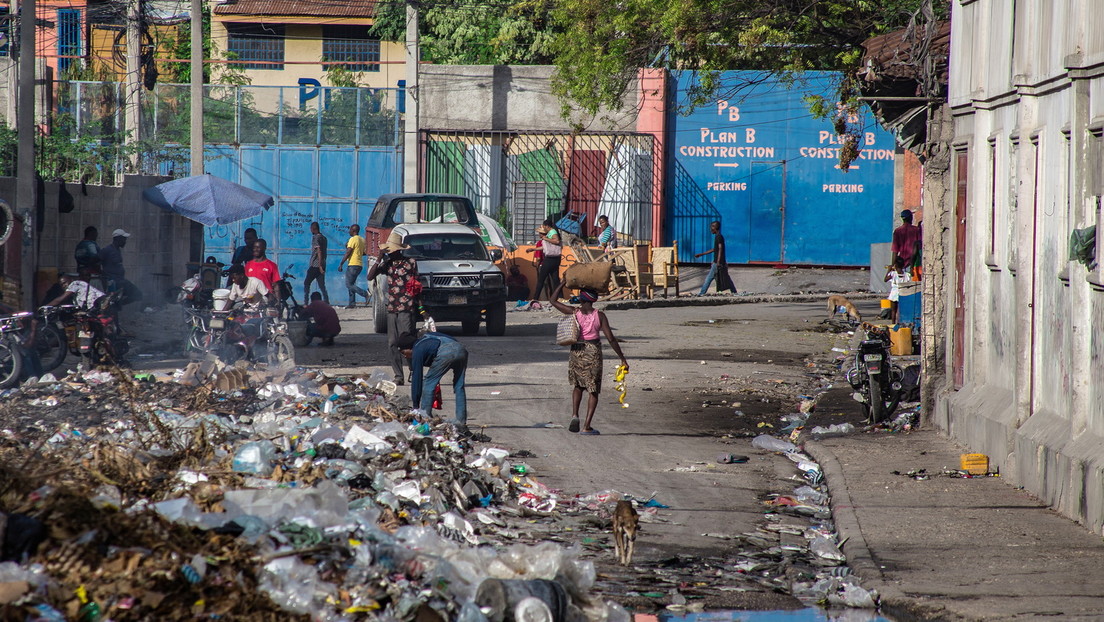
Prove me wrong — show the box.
[371,223,508,336]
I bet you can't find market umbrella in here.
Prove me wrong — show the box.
[142,174,274,226]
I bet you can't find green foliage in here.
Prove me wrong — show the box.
[551,0,946,117]
[370,0,560,64]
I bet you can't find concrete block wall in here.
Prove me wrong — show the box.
[419,65,639,132]
[9,174,200,305]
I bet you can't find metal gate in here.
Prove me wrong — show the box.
[421,130,659,243]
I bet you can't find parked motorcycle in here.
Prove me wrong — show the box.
[206,304,294,366]
[72,292,129,368]
[0,311,32,388]
[276,266,303,321]
[846,324,903,424]
[35,305,78,373]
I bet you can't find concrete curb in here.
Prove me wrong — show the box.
[601,291,881,311]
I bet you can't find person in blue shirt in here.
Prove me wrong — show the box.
[74,226,101,273]
[398,332,469,434]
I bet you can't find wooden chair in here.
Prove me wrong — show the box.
[607,243,654,299]
[650,241,680,298]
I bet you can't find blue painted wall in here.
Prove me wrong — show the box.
[202,145,402,300]
[666,71,897,266]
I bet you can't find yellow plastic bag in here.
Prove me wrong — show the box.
[614,365,629,408]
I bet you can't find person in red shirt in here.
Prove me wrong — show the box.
[245,239,281,290]
[891,210,922,279]
[302,292,341,346]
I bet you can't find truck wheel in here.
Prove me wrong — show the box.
[373,284,387,334]
[461,318,480,335]
[485,300,507,336]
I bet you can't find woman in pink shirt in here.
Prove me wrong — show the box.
[549,281,628,435]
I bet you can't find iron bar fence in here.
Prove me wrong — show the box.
[422,129,659,245]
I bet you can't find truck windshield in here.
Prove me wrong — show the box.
[404,234,489,261]
[384,198,476,227]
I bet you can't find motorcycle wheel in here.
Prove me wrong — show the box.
[868,376,887,424]
[0,339,23,389]
[266,335,295,367]
[36,324,68,372]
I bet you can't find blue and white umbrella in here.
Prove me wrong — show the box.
[143,174,273,226]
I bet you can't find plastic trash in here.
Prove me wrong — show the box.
[809,423,855,437]
[793,485,829,506]
[231,440,277,476]
[476,579,568,622]
[751,434,797,453]
[809,535,846,563]
[258,555,336,615]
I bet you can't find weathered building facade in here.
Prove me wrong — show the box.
[937,0,1104,531]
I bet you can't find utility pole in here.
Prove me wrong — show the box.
[189,0,203,175]
[125,0,141,165]
[15,0,37,308]
[403,0,418,192]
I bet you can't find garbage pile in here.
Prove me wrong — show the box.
[748,434,878,609]
[0,366,629,622]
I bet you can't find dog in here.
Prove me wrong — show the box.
[612,500,639,566]
[826,295,862,323]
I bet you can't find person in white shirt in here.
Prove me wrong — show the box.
[47,273,106,311]
[227,264,271,312]
[884,256,907,324]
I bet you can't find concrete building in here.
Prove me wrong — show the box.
[935,0,1104,532]
[210,0,404,101]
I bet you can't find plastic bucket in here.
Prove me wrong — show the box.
[211,289,231,311]
[286,320,309,347]
[890,326,913,356]
[475,579,567,622]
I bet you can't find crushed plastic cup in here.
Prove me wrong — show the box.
[751,434,797,453]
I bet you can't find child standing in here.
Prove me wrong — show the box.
[885,257,907,324]
[549,281,628,435]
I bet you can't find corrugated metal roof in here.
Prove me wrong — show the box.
[212,0,377,18]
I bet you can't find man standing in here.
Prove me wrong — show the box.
[368,231,418,385]
[98,229,142,305]
[399,332,470,435]
[74,226,100,273]
[301,292,340,346]
[304,222,329,303]
[694,220,735,295]
[892,210,923,279]
[245,239,281,291]
[232,228,258,267]
[337,224,370,309]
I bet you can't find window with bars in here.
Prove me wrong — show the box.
[57,9,82,74]
[322,25,380,72]
[0,8,9,57]
[227,24,285,70]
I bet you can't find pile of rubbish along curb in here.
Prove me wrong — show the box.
[0,365,627,622]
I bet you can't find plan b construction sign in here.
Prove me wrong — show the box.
[667,70,897,266]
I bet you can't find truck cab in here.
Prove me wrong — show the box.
[364,194,480,256]
[371,223,508,336]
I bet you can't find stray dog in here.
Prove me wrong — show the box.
[826,295,862,323]
[612,500,639,566]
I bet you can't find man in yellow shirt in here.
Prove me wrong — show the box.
[337,224,371,309]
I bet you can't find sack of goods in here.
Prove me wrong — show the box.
[563,262,613,293]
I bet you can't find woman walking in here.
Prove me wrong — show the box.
[530,218,563,301]
[549,281,628,435]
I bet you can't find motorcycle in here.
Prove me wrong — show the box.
[206,303,295,367]
[34,305,78,373]
[275,266,303,321]
[846,324,903,424]
[0,311,32,388]
[72,291,129,368]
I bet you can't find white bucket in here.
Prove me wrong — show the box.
[211,288,232,311]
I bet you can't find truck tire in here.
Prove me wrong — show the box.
[373,282,387,334]
[485,300,506,336]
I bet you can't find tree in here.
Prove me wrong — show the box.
[550,0,948,117]
[370,0,560,65]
